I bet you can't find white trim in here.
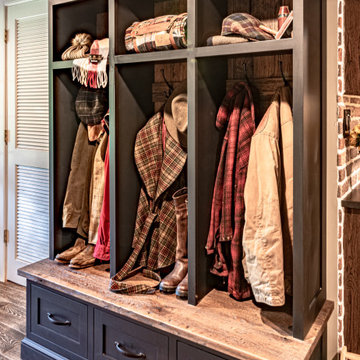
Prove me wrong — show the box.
[0,0,6,283]
[326,0,339,358]
[5,0,33,6]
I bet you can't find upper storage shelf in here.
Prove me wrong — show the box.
[114,0,187,55]
[51,0,108,62]
[196,0,294,48]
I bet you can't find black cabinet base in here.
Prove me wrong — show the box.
[21,338,67,360]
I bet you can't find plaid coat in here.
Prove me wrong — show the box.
[110,112,187,294]
[206,82,256,300]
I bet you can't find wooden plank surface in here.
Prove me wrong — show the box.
[344,208,360,353]
[0,281,26,360]
[19,259,333,360]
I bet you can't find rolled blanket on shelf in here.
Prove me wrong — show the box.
[125,13,187,53]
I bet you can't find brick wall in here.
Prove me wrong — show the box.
[337,0,360,350]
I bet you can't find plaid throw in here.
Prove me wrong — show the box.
[206,82,256,301]
[72,38,109,89]
[110,112,187,294]
[125,14,187,53]
[206,35,248,46]
[221,13,274,41]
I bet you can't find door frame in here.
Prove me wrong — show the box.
[0,0,48,283]
[0,0,6,283]
[325,0,339,358]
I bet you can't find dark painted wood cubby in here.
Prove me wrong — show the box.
[45,0,328,348]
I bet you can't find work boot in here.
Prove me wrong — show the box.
[176,273,188,300]
[69,244,96,269]
[55,238,86,264]
[159,188,188,294]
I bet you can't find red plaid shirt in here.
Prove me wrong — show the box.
[206,82,255,300]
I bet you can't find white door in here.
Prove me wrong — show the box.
[6,0,49,285]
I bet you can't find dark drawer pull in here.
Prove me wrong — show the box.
[114,341,146,358]
[47,313,71,326]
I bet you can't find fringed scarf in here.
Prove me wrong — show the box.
[72,38,109,89]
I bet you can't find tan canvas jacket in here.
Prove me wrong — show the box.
[243,86,293,306]
[62,123,96,236]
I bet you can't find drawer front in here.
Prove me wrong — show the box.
[94,309,168,360]
[177,342,225,360]
[29,283,88,359]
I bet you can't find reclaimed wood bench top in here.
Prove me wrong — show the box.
[19,259,333,360]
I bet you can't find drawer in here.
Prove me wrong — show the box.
[177,342,225,360]
[94,309,168,360]
[29,283,88,359]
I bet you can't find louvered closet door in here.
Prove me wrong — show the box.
[6,0,49,285]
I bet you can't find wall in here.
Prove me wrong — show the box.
[337,0,360,352]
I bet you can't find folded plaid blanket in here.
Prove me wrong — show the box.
[125,13,187,53]
[72,38,109,89]
[207,35,249,46]
[221,13,274,41]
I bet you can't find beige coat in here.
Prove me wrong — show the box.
[88,131,108,245]
[243,86,293,306]
[62,123,96,235]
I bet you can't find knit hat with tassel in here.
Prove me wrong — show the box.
[61,33,93,61]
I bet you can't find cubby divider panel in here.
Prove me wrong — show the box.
[52,0,108,61]
[52,69,82,256]
[188,56,228,304]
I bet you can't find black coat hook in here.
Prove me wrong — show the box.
[243,62,250,84]
[279,60,290,87]
[161,69,174,98]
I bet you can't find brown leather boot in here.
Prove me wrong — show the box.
[69,244,96,269]
[159,188,188,294]
[176,273,188,300]
[55,238,86,264]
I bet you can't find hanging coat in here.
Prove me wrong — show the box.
[206,82,256,301]
[243,86,293,307]
[88,131,108,245]
[62,122,96,236]
[94,141,110,261]
[110,112,187,294]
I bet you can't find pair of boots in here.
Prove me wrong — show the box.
[55,239,96,269]
[159,188,188,300]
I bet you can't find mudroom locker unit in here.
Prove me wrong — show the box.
[19,0,334,359]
